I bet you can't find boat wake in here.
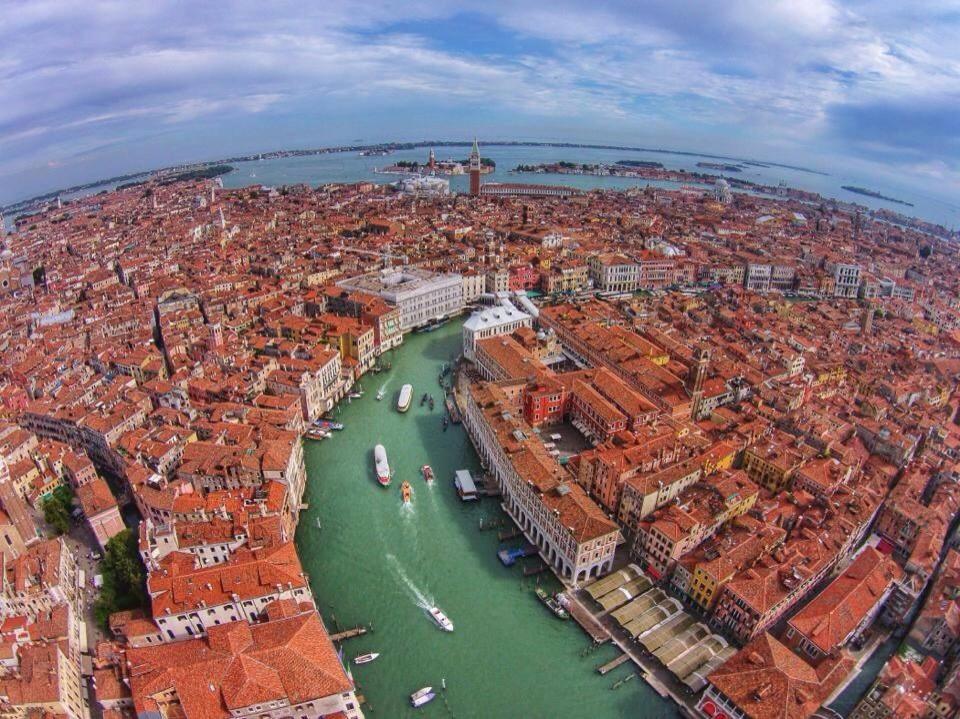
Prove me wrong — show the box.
[386,553,433,609]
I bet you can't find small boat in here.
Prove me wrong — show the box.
[401,480,412,504]
[421,465,434,483]
[442,417,449,431]
[374,444,391,487]
[315,517,322,530]
[428,606,454,632]
[428,396,435,411]
[397,384,413,413]
[420,392,429,406]
[349,391,363,400]
[376,388,385,401]
[353,652,380,665]
[305,427,329,440]
[535,587,570,619]
[410,687,436,708]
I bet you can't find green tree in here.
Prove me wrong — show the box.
[94,529,148,629]
[42,485,74,535]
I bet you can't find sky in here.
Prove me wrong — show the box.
[2,0,959,207]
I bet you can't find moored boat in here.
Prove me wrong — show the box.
[305,427,329,440]
[374,444,391,486]
[397,384,413,412]
[535,587,570,619]
[353,652,379,665]
[410,687,435,708]
[401,480,412,503]
[428,606,454,632]
[421,465,434,483]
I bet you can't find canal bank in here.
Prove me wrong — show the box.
[295,320,678,718]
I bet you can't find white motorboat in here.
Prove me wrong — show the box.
[353,652,379,665]
[397,384,413,412]
[374,444,391,486]
[410,687,435,708]
[428,606,454,632]
[376,388,385,401]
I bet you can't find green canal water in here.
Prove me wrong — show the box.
[295,320,678,718]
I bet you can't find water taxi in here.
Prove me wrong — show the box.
[397,384,413,412]
[353,653,379,665]
[535,587,570,619]
[421,465,434,483]
[410,687,436,708]
[400,480,412,503]
[374,444,391,487]
[428,606,454,632]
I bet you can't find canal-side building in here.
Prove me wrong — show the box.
[697,632,853,719]
[337,268,464,331]
[461,298,532,362]
[144,543,313,643]
[124,601,363,719]
[461,380,619,583]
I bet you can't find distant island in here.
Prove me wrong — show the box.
[697,162,743,172]
[117,164,234,191]
[841,185,914,207]
[615,160,665,169]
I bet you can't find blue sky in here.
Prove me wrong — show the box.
[1,0,958,206]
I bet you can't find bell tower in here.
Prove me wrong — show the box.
[469,138,481,196]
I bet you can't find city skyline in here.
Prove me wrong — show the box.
[3,1,959,208]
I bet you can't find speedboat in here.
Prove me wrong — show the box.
[410,687,435,708]
[421,465,434,483]
[397,384,413,412]
[353,653,379,665]
[401,480,412,504]
[428,606,454,632]
[374,444,391,486]
[376,388,385,401]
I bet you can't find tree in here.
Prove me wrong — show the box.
[42,485,74,535]
[94,529,148,630]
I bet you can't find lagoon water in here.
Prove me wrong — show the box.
[295,321,678,718]
[221,143,960,228]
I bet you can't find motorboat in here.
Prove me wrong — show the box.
[374,444,391,486]
[535,587,570,619]
[421,465,434,483]
[305,427,329,440]
[401,480,412,504]
[428,606,454,632]
[353,653,380,665]
[376,388,385,401]
[410,687,436,708]
[397,384,413,412]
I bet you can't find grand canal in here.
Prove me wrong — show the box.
[294,320,677,718]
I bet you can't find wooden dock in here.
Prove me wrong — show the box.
[330,625,368,642]
[597,653,630,675]
[523,561,549,576]
[498,527,520,541]
[562,593,610,644]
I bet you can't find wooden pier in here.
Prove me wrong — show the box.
[523,561,549,576]
[562,593,610,644]
[330,625,368,642]
[498,527,520,541]
[597,653,630,675]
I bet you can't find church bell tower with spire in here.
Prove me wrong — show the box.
[469,138,481,196]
